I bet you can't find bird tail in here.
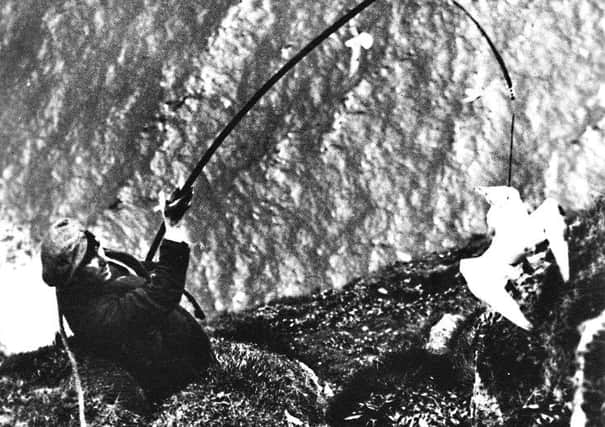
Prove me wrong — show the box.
[493,292,533,331]
[549,238,569,281]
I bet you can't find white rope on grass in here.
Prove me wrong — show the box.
[58,306,87,427]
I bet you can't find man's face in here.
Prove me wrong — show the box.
[72,233,112,283]
[77,246,112,282]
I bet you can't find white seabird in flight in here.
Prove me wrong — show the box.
[344,28,373,76]
[460,186,569,330]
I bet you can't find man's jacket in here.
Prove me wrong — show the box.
[57,239,214,399]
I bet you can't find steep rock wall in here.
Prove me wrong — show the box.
[1,1,604,317]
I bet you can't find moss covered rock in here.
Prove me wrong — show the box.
[154,338,327,426]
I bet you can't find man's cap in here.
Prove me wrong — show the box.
[40,218,88,287]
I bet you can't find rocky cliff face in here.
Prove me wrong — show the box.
[1,1,604,317]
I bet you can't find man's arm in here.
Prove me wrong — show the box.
[81,187,194,338]
[79,239,190,338]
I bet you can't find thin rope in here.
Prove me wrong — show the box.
[450,0,516,186]
[507,112,515,186]
[58,305,87,427]
[450,0,515,101]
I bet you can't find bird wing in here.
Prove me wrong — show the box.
[460,256,532,330]
[530,198,569,281]
[358,32,374,49]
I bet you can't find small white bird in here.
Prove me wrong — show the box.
[462,86,485,103]
[344,30,373,76]
[460,186,570,330]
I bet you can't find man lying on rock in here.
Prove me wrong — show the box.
[40,188,215,402]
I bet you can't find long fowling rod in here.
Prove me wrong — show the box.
[146,0,378,262]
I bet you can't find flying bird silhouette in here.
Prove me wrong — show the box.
[460,186,569,330]
[344,29,373,76]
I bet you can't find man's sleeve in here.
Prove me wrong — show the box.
[82,240,190,338]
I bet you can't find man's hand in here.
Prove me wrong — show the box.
[161,186,193,226]
[159,186,193,243]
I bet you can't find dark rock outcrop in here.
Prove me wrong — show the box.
[570,308,605,426]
